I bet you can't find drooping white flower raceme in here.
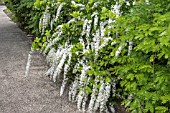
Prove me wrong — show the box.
[60,50,72,96]
[115,46,123,57]
[133,0,137,5]
[71,1,85,8]
[113,2,121,17]
[91,11,98,30]
[55,3,65,21]
[82,76,91,111]
[44,29,62,53]
[82,19,88,36]
[92,29,101,56]
[93,1,101,8]
[50,17,55,30]
[41,6,51,34]
[45,49,55,77]
[99,37,112,50]
[46,48,56,63]
[69,75,79,101]
[39,18,43,32]
[86,20,92,38]
[145,0,149,4]
[100,83,111,112]
[77,90,85,111]
[125,1,130,6]
[68,18,76,24]
[60,70,69,96]
[128,41,133,56]
[88,76,100,112]
[53,50,67,82]
[94,80,105,111]
[76,64,90,111]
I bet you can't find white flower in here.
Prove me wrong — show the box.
[88,85,98,112]
[100,83,111,112]
[128,41,133,56]
[82,19,88,36]
[50,18,55,30]
[114,2,121,17]
[111,41,117,46]
[94,15,98,30]
[93,2,101,8]
[44,30,62,53]
[60,76,68,96]
[93,29,101,56]
[145,0,149,4]
[71,1,85,7]
[73,62,79,73]
[91,11,98,18]
[86,20,92,38]
[125,1,130,6]
[55,3,65,21]
[46,48,56,62]
[77,90,85,111]
[100,22,106,38]
[133,0,136,5]
[99,37,112,50]
[94,81,105,111]
[53,51,67,82]
[41,6,51,34]
[70,76,79,101]
[39,18,42,32]
[88,76,100,112]
[82,94,88,111]
[115,46,123,57]
[68,18,76,24]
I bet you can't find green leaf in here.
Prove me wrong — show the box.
[155,106,168,113]
[150,55,154,62]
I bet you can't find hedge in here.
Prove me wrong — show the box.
[4,0,170,112]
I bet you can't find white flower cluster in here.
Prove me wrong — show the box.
[88,82,99,112]
[69,75,79,101]
[76,64,90,111]
[71,1,85,8]
[46,43,72,83]
[44,29,62,53]
[113,2,121,17]
[40,6,51,34]
[60,51,72,96]
[39,2,64,35]
[55,3,65,21]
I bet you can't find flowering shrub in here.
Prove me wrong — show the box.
[5,0,170,112]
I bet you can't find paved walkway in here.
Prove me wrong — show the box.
[0,6,79,113]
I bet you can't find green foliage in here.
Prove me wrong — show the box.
[7,0,170,112]
[4,0,42,35]
[109,1,170,112]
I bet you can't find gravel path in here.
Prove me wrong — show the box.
[0,5,80,113]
